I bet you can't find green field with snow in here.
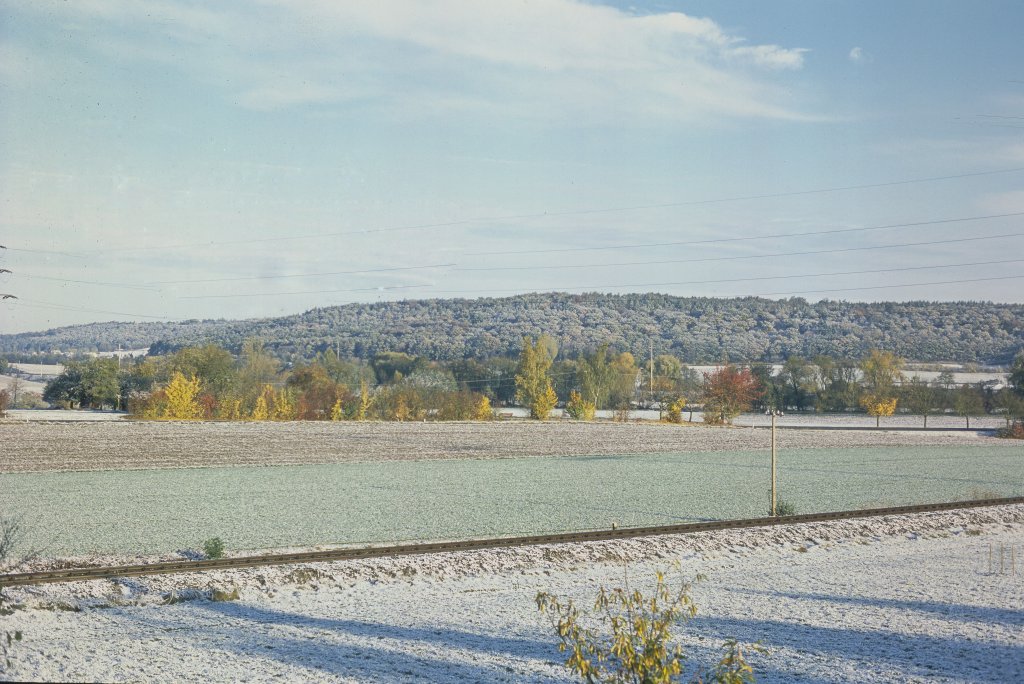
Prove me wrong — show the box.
[2,444,1021,556]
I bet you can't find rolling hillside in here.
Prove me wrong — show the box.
[1,293,1022,364]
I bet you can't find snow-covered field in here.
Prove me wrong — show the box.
[0,419,1007,473]
[4,444,1021,556]
[2,408,125,422]
[2,505,1022,683]
[7,363,63,378]
[0,375,46,395]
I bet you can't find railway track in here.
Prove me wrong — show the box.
[2,497,1021,588]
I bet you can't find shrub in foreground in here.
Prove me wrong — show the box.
[537,570,761,683]
[202,537,225,559]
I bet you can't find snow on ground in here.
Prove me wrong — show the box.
[0,375,46,395]
[0,419,1006,474]
[6,363,63,378]
[2,506,1023,683]
[1,408,126,422]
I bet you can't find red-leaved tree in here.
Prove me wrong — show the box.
[702,365,762,425]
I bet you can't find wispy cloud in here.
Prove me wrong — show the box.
[12,0,818,124]
[848,46,870,64]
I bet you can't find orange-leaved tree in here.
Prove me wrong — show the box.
[702,365,762,425]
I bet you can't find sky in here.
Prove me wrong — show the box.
[1,0,1023,334]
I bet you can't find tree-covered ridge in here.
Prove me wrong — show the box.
[2,293,1022,364]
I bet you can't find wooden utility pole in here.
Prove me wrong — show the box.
[649,339,654,407]
[770,412,777,516]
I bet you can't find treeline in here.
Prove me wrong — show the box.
[37,338,1024,428]
[4,293,1024,364]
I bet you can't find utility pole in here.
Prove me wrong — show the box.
[649,338,654,408]
[766,408,783,516]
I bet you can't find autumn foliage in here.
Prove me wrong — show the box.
[702,365,762,425]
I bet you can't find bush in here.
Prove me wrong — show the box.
[0,515,37,571]
[773,498,798,517]
[0,390,8,418]
[565,391,596,421]
[537,570,761,683]
[997,421,1024,440]
[202,537,225,559]
[665,397,686,424]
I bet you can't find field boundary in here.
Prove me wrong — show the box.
[2,497,1021,588]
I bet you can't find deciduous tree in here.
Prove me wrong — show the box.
[702,365,762,425]
[163,372,202,420]
[954,384,986,428]
[515,336,558,420]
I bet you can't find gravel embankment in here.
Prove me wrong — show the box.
[8,503,1023,604]
[2,506,1022,683]
[0,420,1006,473]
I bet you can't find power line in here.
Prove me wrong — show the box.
[152,263,456,286]
[423,254,1024,297]
[454,232,1024,273]
[14,273,158,291]
[67,165,1024,256]
[174,233,1023,301]
[14,298,175,320]
[757,274,1024,298]
[464,210,1024,258]
[425,273,1024,305]
[178,284,431,300]
[0,245,87,258]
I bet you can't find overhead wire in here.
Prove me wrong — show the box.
[150,263,456,286]
[464,210,1024,258]
[53,165,1024,256]
[452,232,1024,273]
[178,284,430,300]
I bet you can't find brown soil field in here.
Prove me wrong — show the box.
[0,419,1005,473]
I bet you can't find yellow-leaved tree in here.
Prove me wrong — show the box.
[665,397,687,424]
[356,379,372,421]
[474,395,493,421]
[162,372,202,420]
[565,390,596,421]
[271,389,295,421]
[859,350,903,427]
[330,398,344,421]
[250,386,271,421]
[860,395,897,428]
[515,336,559,420]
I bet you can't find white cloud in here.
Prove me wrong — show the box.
[849,46,869,64]
[14,0,818,124]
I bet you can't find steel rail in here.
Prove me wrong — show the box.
[2,497,1021,588]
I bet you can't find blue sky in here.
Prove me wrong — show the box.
[2,0,1023,333]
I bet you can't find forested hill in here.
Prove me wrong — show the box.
[2,294,1023,364]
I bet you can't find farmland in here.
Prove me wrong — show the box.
[0,419,1020,556]
[0,418,1006,473]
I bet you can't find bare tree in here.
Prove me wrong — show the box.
[0,516,38,571]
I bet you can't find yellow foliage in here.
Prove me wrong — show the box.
[566,390,596,421]
[271,389,295,421]
[665,397,686,424]
[861,395,897,417]
[536,570,760,683]
[330,398,344,421]
[162,372,202,420]
[532,383,558,421]
[474,395,493,421]
[250,388,270,421]
[393,394,411,422]
[860,394,897,427]
[215,396,242,421]
[356,379,372,421]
